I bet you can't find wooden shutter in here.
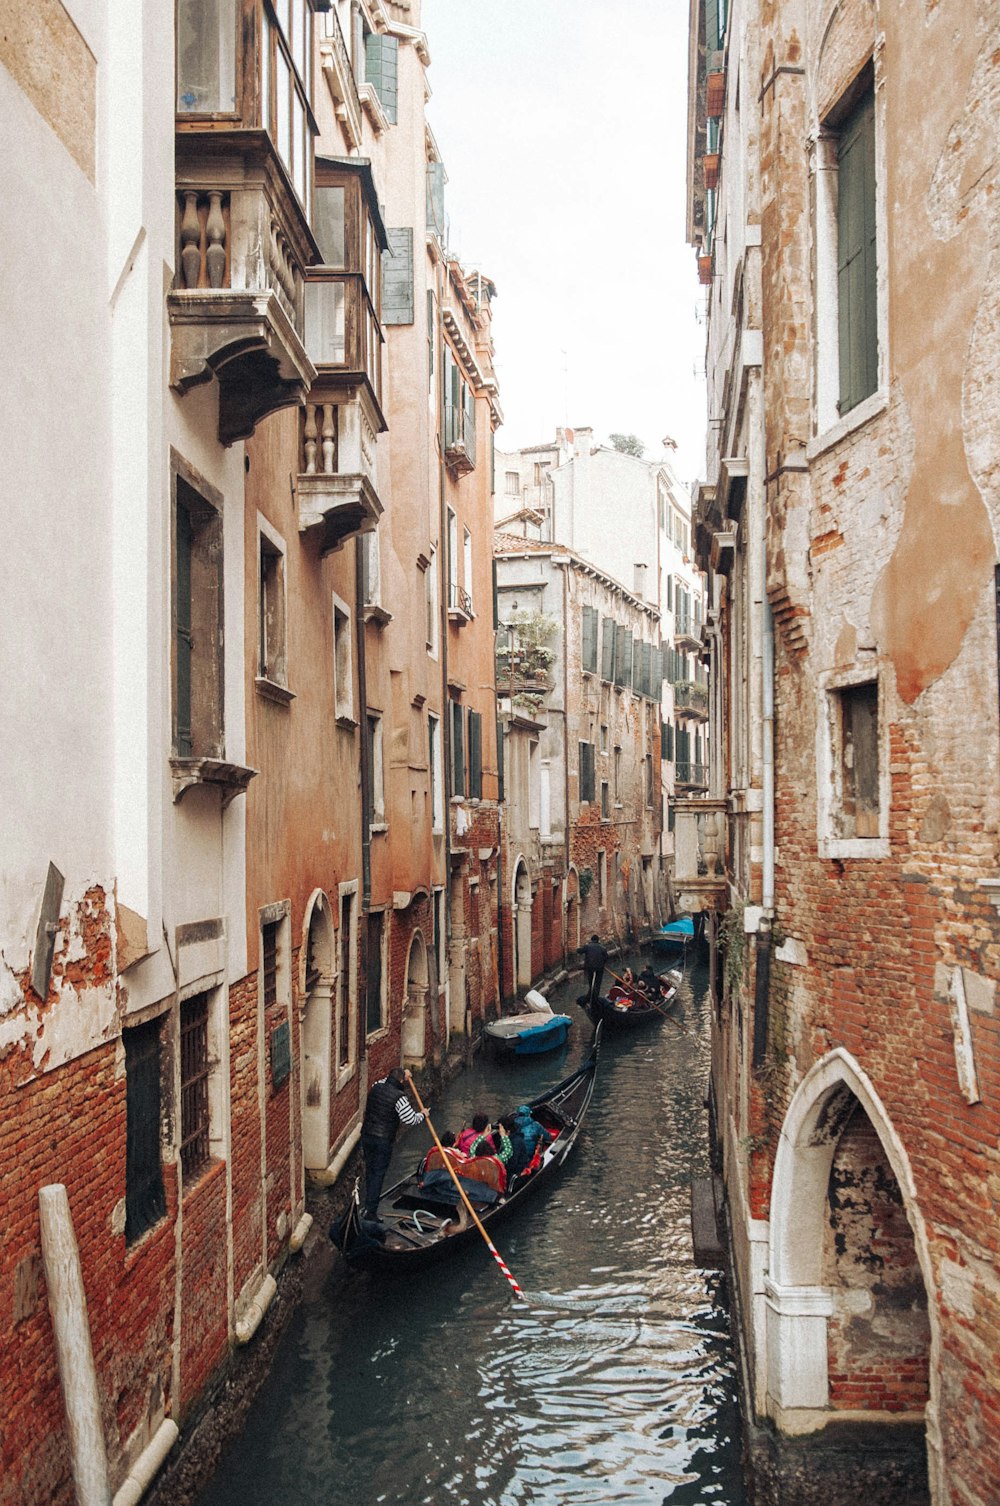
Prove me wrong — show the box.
[468,709,482,799]
[705,0,720,53]
[175,500,193,757]
[497,718,505,803]
[582,606,598,673]
[579,741,595,803]
[601,618,616,682]
[426,161,445,238]
[382,228,414,325]
[837,86,877,414]
[365,33,398,123]
[452,700,465,796]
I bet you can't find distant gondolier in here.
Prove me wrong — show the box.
[581,934,608,1006]
[361,1066,424,1219]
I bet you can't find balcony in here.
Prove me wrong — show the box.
[673,679,709,721]
[168,135,319,445]
[444,401,477,477]
[672,797,728,913]
[675,761,709,792]
[448,582,474,622]
[296,391,383,554]
[674,610,703,652]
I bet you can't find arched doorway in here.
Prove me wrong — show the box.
[512,860,532,992]
[766,1050,937,1495]
[300,891,335,1172]
[402,929,430,1066]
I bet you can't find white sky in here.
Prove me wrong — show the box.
[421,0,707,486]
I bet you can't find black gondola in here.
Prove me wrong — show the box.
[578,967,682,1030]
[331,1025,601,1272]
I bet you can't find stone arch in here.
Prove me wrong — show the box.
[767,1048,940,1496]
[300,890,335,1172]
[402,928,430,1066]
[512,857,532,992]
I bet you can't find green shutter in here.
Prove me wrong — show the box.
[837,87,877,414]
[365,33,398,123]
[175,502,193,756]
[497,718,505,803]
[601,618,616,682]
[426,160,445,239]
[382,228,413,325]
[452,700,465,796]
[582,606,598,673]
[579,741,595,804]
[705,0,720,54]
[468,709,482,800]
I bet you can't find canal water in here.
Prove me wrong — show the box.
[197,956,746,1505]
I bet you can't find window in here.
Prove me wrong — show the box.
[173,472,223,760]
[836,80,878,414]
[365,912,385,1035]
[261,909,292,1091]
[662,720,674,760]
[332,594,353,722]
[427,288,436,394]
[614,747,622,802]
[528,739,541,829]
[600,781,610,820]
[505,471,520,497]
[429,713,443,829]
[831,680,880,839]
[177,0,237,114]
[180,993,211,1180]
[362,531,381,608]
[125,1019,166,1245]
[579,741,595,804]
[447,507,459,609]
[426,159,446,240]
[337,889,356,1070]
[367,712,385,826]
[382,228,414,325]
[259,1,313,211]
[597,850,607,908]
[601,618,616,682]
[582,606,599,674]
[452,700,465,796]
[599,723,608,753]
[614,624,633,689]
[258,522,287,686]
[463,528,474,614]
[645,754,655,807]
[468,709,483,800]
[444,348,476,469]
[314,185,346,268]
[364,32,398,123]
[306,160,385,399]
[425,547,439,655]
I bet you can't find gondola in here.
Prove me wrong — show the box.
[331,1024,602,1272]
[578,967,682,1030]
[484,987,573,1057]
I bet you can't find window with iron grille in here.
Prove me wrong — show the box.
[262,920,278,1010]
[338,892,353,1068]
[180,993,211,1180]
[125,1018,166,1245]
[366,912,384,1035]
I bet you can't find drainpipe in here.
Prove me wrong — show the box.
[762,594,775,914]
[38,1183,112,1506]
[356,536,371,1070]
[437,270,454,1035]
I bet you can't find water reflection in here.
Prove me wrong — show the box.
[198,957,745,1505]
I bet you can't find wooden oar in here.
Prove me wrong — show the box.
[605,968,693,1034]
[404,1073,526,1301]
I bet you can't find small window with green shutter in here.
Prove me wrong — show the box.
[581,606,599,674]
[468,709,482,800]
[452,700,465,797]
[173,472,223,760]
[837,79,877,414]
[601,618,616,682]
[365,32,398,123]
[579,741,595,803]
[426,160,445,240]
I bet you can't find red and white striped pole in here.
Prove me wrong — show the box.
[405,1072,526,1301]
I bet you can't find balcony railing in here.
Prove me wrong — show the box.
[168,155,316,444]
[675,761,709,789]
[448,581,473,619]
[444,401,476,475]
[673,680,709,718]
[674,610,702,649]
[296,386,383,554]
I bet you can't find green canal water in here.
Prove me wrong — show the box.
[197,956,746,1505]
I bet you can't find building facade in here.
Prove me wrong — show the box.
[494,533,664,994]
[1,3,500,1502]
[688,0,1000,1501]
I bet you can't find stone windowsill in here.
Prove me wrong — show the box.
[254,676,295,706]
[806,388,889,463]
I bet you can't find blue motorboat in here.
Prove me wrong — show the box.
[484,990,573,1057]
[651,915,695,953]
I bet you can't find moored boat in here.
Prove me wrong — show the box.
[650,915,695,954]
[484,988,573,1056]
[331,1025,601,1272]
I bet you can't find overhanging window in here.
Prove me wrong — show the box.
[177,0,238,114]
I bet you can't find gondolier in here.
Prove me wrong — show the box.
[581,934,608,1006]
[361,1066,425,1219]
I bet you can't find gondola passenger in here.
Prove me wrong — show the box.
[508,1104,545,1176]
[457,1113,489,1155]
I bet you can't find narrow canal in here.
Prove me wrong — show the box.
[197,956,746,1505]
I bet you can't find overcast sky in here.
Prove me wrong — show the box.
[421,0,707,486]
